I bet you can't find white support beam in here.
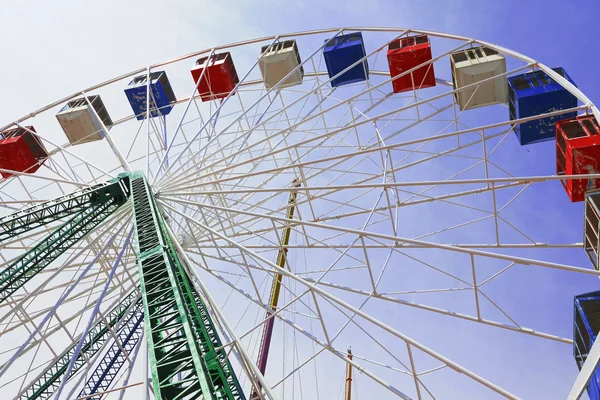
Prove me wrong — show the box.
[568,338,600,400]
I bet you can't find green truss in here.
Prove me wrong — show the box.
[4,173,245,400]
[0,179,127,243]
[20,290,142,400]
[158,204,245,399]
[0,193,126,306]
[130,173,245,400]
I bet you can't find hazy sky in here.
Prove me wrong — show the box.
[1,0,599,120]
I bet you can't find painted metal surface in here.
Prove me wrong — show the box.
[250,181,299,400]
[509,67,578,145]
[345,349,353,400]
[259,40,304,89]
[0,179,127,243]
[55,95,113,145]
[1,26,600,398]
[77,303,144,399]
[7,173,244,399]
[573,290,600,399]
[557,115,600,202]
[0,126,47,178]
[451,46,507,110]
[130,172,245,400]
[125,71,177,120]
[191,52,240,102]
[569,325,600,400]
[0,194,126,306]
[584,190,600,270]
[387,34,434,93]
[0,177,130,399]
[19,291,141,400]
[323,32,369,87]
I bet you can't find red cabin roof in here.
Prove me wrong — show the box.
[0,126,47,178]
[387,34,436,94]
[190,52,240,102]
[556,115,600,202]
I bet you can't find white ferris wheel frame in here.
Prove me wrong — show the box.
[0,27,597,400]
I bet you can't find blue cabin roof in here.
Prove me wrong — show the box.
[323,32,369,88]
[125,71,176,120]
[508,68,576,98]
[508,68,578,145]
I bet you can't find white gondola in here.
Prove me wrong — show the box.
[451,46,507,110]
[55,95,113,145]
[258,40,304,89]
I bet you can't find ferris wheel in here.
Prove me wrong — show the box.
[0,27,599,400]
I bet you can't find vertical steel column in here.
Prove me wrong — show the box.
[345,349,353,400]
[130,172,245,400]
[251,181,300,400]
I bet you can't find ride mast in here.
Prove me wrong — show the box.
[251,179,300,399]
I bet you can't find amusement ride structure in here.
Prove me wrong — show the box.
[0,28,599,399]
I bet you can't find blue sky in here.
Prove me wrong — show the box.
[1,1,600,399]
[1,0,599,119]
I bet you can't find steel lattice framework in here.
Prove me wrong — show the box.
[6,174,244,400]
[19,291,141,400]
[77,301,144,400]
[0,200,123,306]
[0,27,599,400]
[130,173,245,400]
[0,180,128,242]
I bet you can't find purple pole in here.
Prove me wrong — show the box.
[257,314,276,373]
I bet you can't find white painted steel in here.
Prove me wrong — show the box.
[0,27,598,400]
[568,334,600,400]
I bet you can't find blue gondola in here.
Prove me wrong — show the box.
[125,71,176,120]
[323,32,369,87]
[508,67,577,145]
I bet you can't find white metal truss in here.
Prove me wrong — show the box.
[0,27,598,399]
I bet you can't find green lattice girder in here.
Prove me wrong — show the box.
[20,290,142,400]
[0,179,128,243]
[6,173,244,400]
[159,209,245,399]
[129,173,245,400]
[0,197,125,306]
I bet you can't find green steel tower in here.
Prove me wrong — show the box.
[4,173,246,400]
